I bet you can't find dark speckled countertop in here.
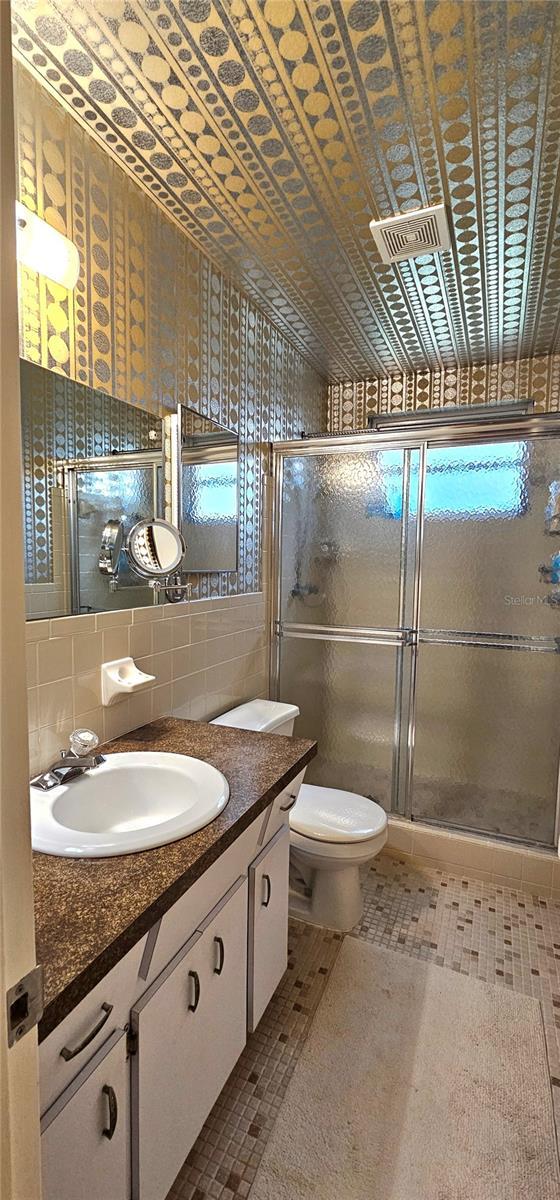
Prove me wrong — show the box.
[33,717,316,1040]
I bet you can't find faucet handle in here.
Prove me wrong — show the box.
[69,729,99,758]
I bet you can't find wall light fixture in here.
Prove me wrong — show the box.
[15,201,80,289]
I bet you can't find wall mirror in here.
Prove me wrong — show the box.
[180,406,239,573]
[21,360,165,619]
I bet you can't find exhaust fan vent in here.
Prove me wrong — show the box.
[369,203,451,264]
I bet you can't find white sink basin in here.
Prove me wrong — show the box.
[30,752,229,858]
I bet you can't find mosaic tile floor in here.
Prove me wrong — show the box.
[167,851,560,1200]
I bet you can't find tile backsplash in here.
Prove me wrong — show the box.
[26,593,267,777]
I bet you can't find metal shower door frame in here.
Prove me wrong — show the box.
[270,432,423,820]
[271,413,560,843]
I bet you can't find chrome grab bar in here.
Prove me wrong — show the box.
[276,621,413,647]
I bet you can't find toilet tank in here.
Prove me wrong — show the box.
[210,699,299,736]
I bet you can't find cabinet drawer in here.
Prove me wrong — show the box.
[39,934,148,1114]
[131,876,248,1200]
[144,813,265,986]
[248,825,290,1033]
[41,1029,129,1200]
[260,768,306,845]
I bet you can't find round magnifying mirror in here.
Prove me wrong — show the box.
[99,519,123,576]
[126,518,186,579]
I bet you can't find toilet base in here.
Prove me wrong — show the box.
[289,856,364,932]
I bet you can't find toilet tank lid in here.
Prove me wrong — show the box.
[210,699,300,733]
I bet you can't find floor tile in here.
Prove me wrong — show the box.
[167,852,560,1198]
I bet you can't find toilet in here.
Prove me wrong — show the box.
[210,699,388,931]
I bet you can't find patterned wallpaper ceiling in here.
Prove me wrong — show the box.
[11,0,560,382]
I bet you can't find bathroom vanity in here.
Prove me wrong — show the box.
[33,718,315,1200]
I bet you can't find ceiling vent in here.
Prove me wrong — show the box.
[369,203,451,264]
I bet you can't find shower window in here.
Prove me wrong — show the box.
[422,442,527,520]
[378,442,527,521]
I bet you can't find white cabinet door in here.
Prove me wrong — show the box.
[41,1029,129,1200]
[132,876,248,1200]
[196,875,248,1104]
[248,825,290,1033]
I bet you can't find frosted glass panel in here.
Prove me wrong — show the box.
[181,460,238,571]
[280,450,407,628]
[420,438,560,635]
[279,636,398,810]
[412,643,560,844]
[77,467,155,613]
[180,407,239,574]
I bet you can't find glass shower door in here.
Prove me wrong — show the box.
[276,446,419,810]
[411,436,560,844]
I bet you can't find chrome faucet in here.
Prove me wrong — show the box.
[31,729,105,791]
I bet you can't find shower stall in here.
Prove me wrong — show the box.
[271,412,560,849]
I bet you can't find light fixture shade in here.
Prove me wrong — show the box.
[15,201,80,289]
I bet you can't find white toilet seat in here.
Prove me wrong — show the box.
[289,783,388,869]
[290,783,387,845]
[290,825,387,864]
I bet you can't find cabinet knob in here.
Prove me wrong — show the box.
[102,1084,118,1140]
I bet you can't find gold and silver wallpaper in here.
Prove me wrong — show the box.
[20,360,161,585]
[328,352,560,433]
[11,0,560,381]
[14,67,325,597]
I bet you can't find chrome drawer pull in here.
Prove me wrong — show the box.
[262,874,272,907]
[60,1002,113,1061]
[102,1084,118,1140]
[279,792,298,812]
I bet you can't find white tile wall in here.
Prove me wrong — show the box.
[27,592,268,776]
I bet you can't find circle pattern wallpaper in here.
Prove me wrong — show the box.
[12,0,560,382]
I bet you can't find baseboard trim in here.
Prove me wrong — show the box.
[386,816,560,899]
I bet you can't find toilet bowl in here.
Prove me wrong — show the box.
[210,700,388,932]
